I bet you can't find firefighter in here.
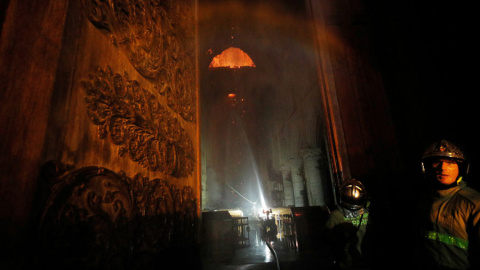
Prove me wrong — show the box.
[415,139,480,270]
[324,179,370,270]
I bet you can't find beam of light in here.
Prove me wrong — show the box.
[226,108,268,216]
[238,122,268,214]
[253,165,267,210]
[236,118,267,211]
[226,182,257,205]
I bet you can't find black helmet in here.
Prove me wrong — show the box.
[421,139,469,176]
[339,179,367,211]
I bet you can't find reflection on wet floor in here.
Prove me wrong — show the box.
[202,224,331,270]
[201,208,332,270]
[202,239,330,270]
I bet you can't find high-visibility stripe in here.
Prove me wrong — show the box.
[424,231,468,250]
[343,213,368,226]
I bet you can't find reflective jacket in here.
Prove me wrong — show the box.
[418,181,480,269]
[324,204,369,270]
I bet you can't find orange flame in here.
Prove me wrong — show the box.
[209,47,256,69]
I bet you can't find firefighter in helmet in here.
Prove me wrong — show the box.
[415,139,480,270]
[324,179,370,270]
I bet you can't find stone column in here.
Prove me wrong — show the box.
[301,148,325,206]
[289,157,306,207]
[280,164,295,207]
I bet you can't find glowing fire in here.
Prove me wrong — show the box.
[209,47,256,69]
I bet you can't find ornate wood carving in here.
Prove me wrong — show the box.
[34,161,198,269]
[80,0,196,123]
[81,65,194,177]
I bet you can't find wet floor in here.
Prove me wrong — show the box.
[202,240,332,270]
[201,223,333,270]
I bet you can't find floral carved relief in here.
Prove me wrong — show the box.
[80,0,196,122]
[35,162,197,268]
[81,66,194,177]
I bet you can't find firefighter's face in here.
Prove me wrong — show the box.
[430,158,459,185]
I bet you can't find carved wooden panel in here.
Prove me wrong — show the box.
[34,161,198,269]
[81,65,194,177]
[80,0,196,123]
